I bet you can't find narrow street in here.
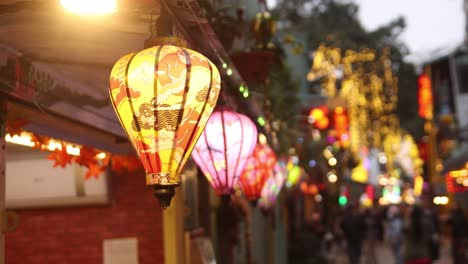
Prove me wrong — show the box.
[326,238,452,264]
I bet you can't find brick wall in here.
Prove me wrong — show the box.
[5,170,164,264]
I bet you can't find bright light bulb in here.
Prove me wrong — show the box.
[96,152,107,159]
[66,145,81,156]
[328,157,337,166]
[463,179,468,187]
[327,172,337,183]
[61,0,117,15]
[5,133,35,147]
[440,196,449,205]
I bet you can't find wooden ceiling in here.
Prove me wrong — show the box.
[0,0,265,153]
[0,0,157,154]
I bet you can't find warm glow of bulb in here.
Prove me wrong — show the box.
[47,140,80,156]
[378,177,388,186]
[96,152,107,159]
[404,195,415,205]
[378,197,388,205]
[463,179,468,187]
[61,0,117,15]
[433,196,449,205]
[334,107,344,114]
[327,172,337,183]
[328,157,337,166]
[5,133,35,147]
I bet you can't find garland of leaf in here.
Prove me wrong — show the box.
[6,119,142,179]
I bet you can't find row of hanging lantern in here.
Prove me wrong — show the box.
[108,4,305,209]
[111,57,300,208]
[192,109,298,209]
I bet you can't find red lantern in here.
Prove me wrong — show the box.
[239,143,276,202]
[418,74,433,119]
[333,107,348,137]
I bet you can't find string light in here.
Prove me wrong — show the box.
[5,132,81,156]
[328,157,337,166]
[327,171,337,183]
[257,117,266,126]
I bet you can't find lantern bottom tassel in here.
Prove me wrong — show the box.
[152,185,178,210]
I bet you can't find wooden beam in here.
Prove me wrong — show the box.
[5,100,133,155]
[0,99,6,264]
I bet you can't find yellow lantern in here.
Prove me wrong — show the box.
[109,44,221,208]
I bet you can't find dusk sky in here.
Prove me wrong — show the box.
[267,0,466,63]
[354,0,465,63]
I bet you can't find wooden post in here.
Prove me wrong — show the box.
[0,99,6,264]
[162,188,185,264]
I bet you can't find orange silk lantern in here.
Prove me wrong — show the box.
[109,45,221,208]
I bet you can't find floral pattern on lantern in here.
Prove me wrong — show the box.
[109,45,221,188]
[259,161,287,209]
[192,110,257,195]
[239,143,277,201]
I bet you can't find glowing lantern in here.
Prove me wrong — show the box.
[417,74,433,119]
[239,143,277,202]
[259,161,287,210]
[309,106,329,130]
[333,107,348,137]
[109,45,221,208]
[192,110,257,196]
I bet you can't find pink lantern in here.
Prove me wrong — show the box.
[259,161,287,210]
[239,143,277,202]
[192,110,257,196]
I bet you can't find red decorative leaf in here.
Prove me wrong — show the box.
[109,155,142,173]
[74,146,98,168]
[6,119,28,137]
[85,163,105,180]
[30,134,50,151]
[47,144,72,168]
[110,155,126,172]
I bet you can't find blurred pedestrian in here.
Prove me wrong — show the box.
[447,202,467,264]
[386,205,403,264]
[422,198,440,262]
[403,205,435,264]
[340,204,366,264]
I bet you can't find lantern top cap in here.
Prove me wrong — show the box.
[144,37,188,49]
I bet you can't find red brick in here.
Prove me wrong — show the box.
[5,171,164,264]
